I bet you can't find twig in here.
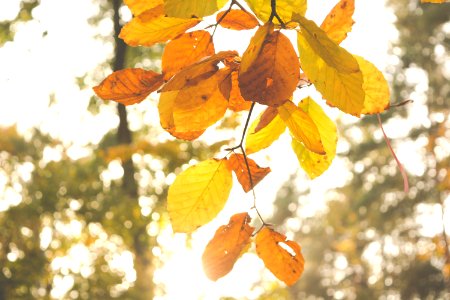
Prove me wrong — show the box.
[389,99,414,108]
[268,0,286,28]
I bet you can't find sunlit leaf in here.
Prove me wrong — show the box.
[245,0,307,24]
[355,56,390,114]
[124,0,162,16]
[421,0,446,3]
[256,227,305,286]
[239,23,272,74]
[291,97,337,178]
[163,0,228,18]
[277,101,325,154]
[162,30,215,81]
[239,30,300,106]
[217,9,259,30]
[245,107,286,154]
[202,213,254,281]
[167,159,233,233]
[93,68,163,105]
[226,153,270,192]
[119,5,200,47]
[227,71,252,112]
[296,15,365,116]
[320,0,355,44]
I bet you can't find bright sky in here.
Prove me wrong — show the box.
[0,0,448,299]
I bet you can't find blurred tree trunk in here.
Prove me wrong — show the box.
[112,0,154,298]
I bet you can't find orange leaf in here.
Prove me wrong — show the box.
[93,68,163,105]
[217,9,259,30]
[124,0,162,16]
[119,5,200,47]
[320,0,355,45]
[227,71,252,112]
[256,227,305,286]
[202,213,254,281]
[239,30,300,106]
[255,107,278,132]
[162,30,215,81]
[226,154,270,192]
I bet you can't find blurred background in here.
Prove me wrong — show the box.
[0,0,449,299]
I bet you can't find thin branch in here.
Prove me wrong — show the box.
[389,99,414,108]
[268,0,286,28]
[208,0,251,37]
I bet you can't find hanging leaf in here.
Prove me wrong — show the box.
[291,97,337,178]
[93,68,163,105]
[295,15,365,116]
[217,9,259,30]
[245,107,286,154]
[202,213,254,281]
[355,56,391,114]
[162,30,215,81]
[277,101,325,154]
[239,23,273,74]
[245,0,307,25]
[167,159,233,233]
[226,154,271,192]
[163,0,228,18]
[239,30,300,106]
[227,71,252,112]
[256,227,305,286]
[119,5,200,47]
[124,0,162,16]
[320,0,355,44]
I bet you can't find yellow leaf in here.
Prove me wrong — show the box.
[296,15,365,116]
[320,0,355,44]
[226,154,271,192]
[245,0,307,25]
[119,5,200,47]
[256,227,305,286]
[164,0,228,18]
[167,159,233,233]
[202,213,254,281]
[124,0,162,16]
[239,30,300,106]
[245,107,286,154]
[355,56,391,114]
[292,97,337,178]
[93,68,163,105]
[162,30,215,81]
[277,101,325,154]
[217,9,259,30]
[239,23,273,74]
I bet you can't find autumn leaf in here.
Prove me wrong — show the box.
[239,30,300,106]
[119,5,200,47]
[217,9,259,30]
[277,101,325,154]
[167,159,233,233]
[320,0,355,44]
[355,56,391,114]
[245,107,286,154]
[256,227,305,286]
[296,14,365,116]
[124,0,162,16]
[245,0,307,24]
[93,68,163,105]
[162,30,215,81]
[291,97,337,178]
[421,0,446,3]
[227,71,252,112]
[202,213,254,281]
[226,154,271,192]
[163,0,228,18]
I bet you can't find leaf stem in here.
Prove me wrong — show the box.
[268,0,286,28]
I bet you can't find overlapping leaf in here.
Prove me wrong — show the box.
[239,29,300,106]
[245,0,307,24]
[217,9,259,30]
[93,68,163,105]
[226,154,271,192]
[277,101,325,154]
[291,97,337,178]
[226,71,252,112]
[256,227,305,286]
[119,5,200,47]
[202,213,254,281]
[320,0,355,44]
[296,15,365,116]
[167,159,232,233]
[163,0,228,18]
[162,30,215,81]
[245,107,286,154]
[124,0,162,16]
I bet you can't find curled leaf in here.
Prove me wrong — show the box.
[226,154,271,192]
